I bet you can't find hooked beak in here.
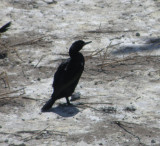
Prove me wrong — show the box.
[84,41,92,45]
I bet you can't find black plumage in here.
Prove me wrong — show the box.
[0,22,11,33]
[41,40,91,111]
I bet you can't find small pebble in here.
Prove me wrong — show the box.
[151,139,156,143]
[37,78,41,81]
[45,0,57,4]
[136,32,140,36]
[4,139,8,143]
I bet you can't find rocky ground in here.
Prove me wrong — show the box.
[0,0,160,145]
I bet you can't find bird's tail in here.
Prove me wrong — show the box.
[0,22,11,33]
[41,97,55,112]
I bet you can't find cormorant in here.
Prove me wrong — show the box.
[41,40,92,111]
[0,22,11,33]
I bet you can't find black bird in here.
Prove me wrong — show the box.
[41,40,92,111]
[0,22,11,33]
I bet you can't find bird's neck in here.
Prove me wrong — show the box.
[69,51,81,58]
[69,52,84,61]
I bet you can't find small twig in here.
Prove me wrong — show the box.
[77,104,101,111]
[85,29,137,34]
[80,102,113,105]
[85,48,104,61]
[113,121,142,143]
[108,42,122,48]
[0,128,66,142]
[0,43,24,62]
[34,55,45,68]
[0,88,25,97]
[22,126,66,142]
[22,126,50,141]
[0,132,22,138]
[100,42,112,70]
[10,36,45,47]
[91,48,104,56]
[18,129,66,135]
[98,23,102,30]
[13,47,24,62]
[0,71,10,89]
[58,53,68,56]
[0,93,24,100]
[106,75,133,82]
[22,96,42,101]
[97,55,138,67]
[21,67,26,77]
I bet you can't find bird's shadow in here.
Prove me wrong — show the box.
[48,104,80,117]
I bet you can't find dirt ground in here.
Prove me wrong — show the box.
[0,0,160,145]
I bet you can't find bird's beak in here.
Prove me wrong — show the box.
[84,41,92,45]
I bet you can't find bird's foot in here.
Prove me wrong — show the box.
[66,97,72,106]
[67,102,73,106]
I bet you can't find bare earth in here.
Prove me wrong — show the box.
[0,0,160,145]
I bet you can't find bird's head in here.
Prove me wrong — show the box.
[69,40,92,57]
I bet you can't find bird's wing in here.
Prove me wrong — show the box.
[53,58,81,95]
[0,22,11,33]
[53,59,70,88]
